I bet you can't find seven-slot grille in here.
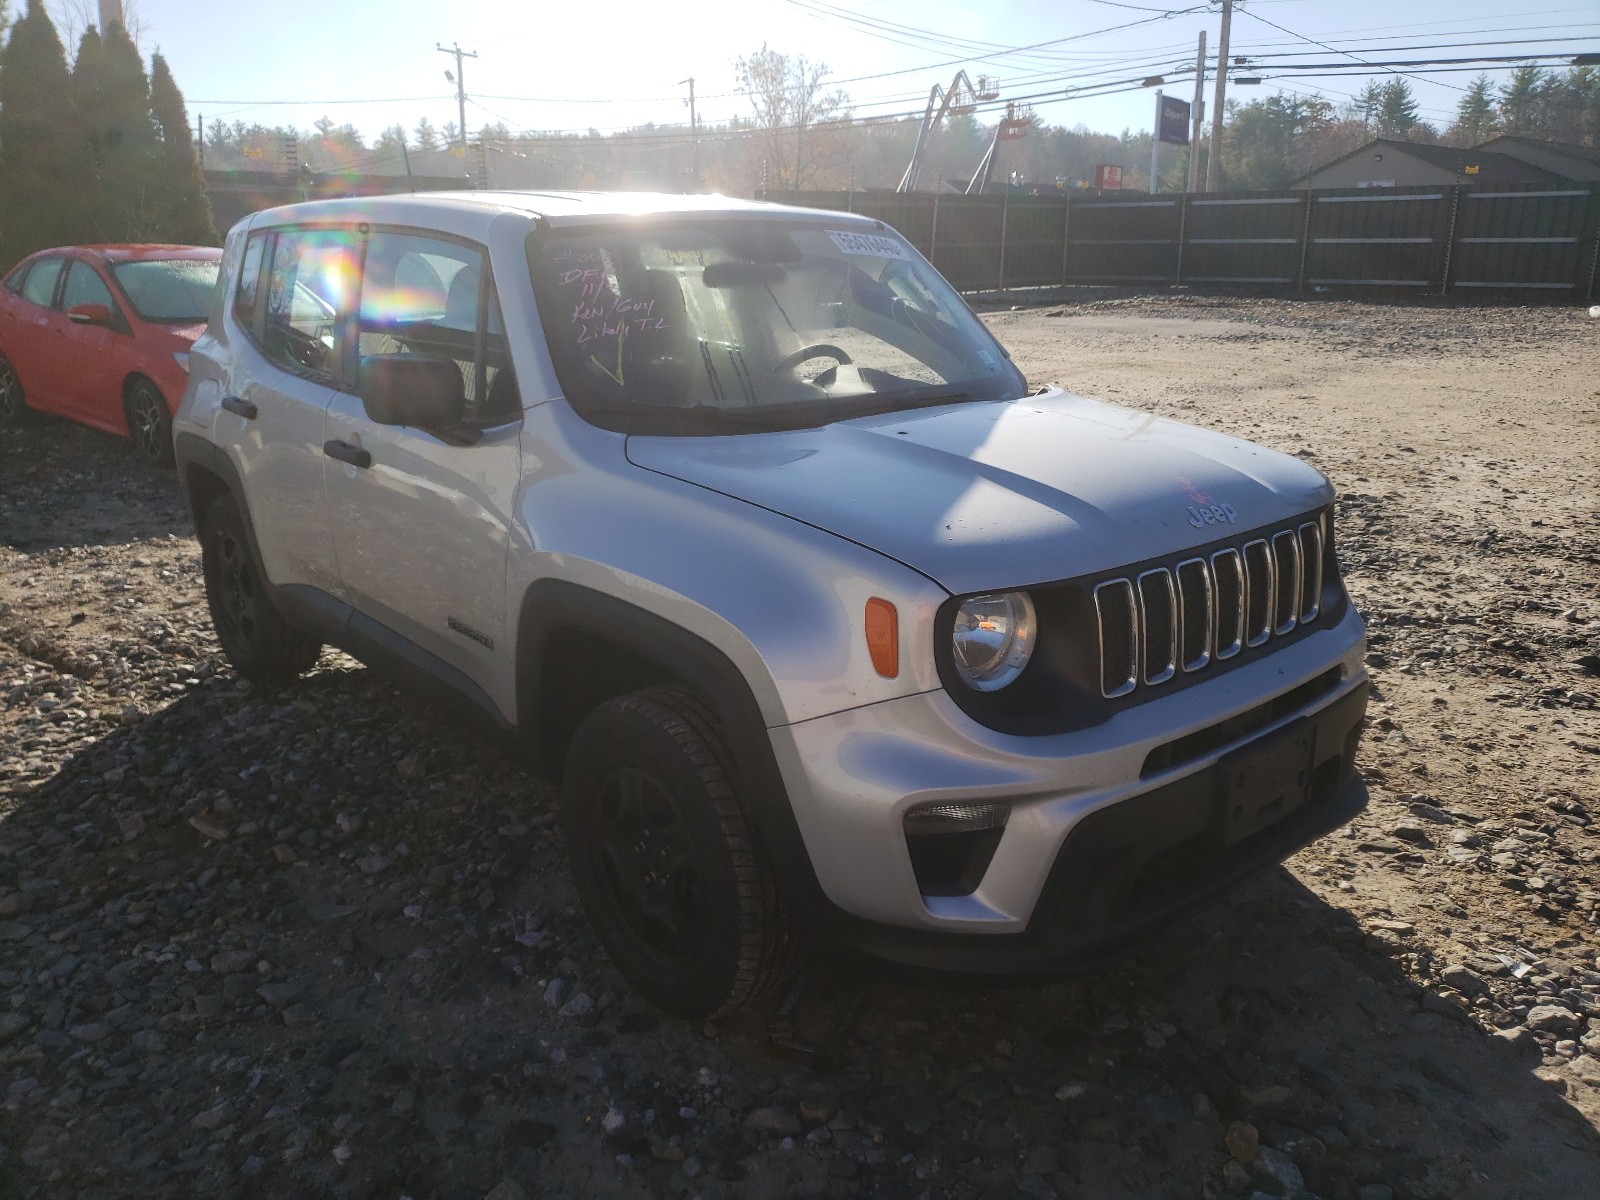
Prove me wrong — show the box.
[1093,517,1325,699]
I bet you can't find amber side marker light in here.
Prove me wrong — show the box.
[865,598,899,678]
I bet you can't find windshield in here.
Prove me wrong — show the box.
[527,218,1026,434]
[111,259,221,323]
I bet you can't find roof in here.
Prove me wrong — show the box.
[244,190,877,236]
[29,244,222,262]
[1476,134,1600,168]
[1292,138,1570,187]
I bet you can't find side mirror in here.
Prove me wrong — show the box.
[359,354,465,430]
[68,303,112,326]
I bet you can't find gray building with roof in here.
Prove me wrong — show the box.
[1290,138,1573,190]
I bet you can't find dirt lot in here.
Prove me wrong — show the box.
[2,294,1598,1200]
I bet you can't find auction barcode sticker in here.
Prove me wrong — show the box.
[827,230,911,260]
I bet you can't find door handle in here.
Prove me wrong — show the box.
[221,396,257,420]
[323,439,372,469]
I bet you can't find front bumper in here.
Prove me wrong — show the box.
[766,604,1368,971]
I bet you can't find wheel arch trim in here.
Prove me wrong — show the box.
[514,578,838,924]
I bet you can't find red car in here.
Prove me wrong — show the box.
[0,244,222,466]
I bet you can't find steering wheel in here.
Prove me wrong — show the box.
[773,343,853,375]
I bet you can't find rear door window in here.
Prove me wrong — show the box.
[19,257,65,308]
[261,229,357,385]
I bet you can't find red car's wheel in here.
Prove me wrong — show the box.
[0,356,28,428]
[124,377,173,467]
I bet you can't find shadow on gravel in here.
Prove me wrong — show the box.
[0,419,190,552]
[2,673,1598,1200]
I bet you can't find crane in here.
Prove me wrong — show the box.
[967,101,1034,195]
[897,72,999,193]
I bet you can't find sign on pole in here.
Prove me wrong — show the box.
[1159,95,1191,145]
[1094,164,1123,191]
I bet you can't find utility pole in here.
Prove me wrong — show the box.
[1187,31,1206,193]
[436,42,478,154]
[197,113,204,167]
[1205,0,1232,192]
[679,77,700,192]
[1149,89,1162,194]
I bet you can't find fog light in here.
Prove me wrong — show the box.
[904,802,1009,897]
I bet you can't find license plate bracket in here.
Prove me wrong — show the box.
[1219,719,1315,846]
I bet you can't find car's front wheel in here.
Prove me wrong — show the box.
[124,377,173,467]
[200,493,321,689]
[0,355,28,429]
[561,687,796,1019]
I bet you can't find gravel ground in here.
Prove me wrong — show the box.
[2,294,1598,1200]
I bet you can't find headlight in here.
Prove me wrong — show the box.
[172,352,191,372]
[951,591,1036,691]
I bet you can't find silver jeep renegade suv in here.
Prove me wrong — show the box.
[174,192,1368,1018]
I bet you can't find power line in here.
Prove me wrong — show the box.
[1240,7,1471,92]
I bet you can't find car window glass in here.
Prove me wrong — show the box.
[112,260,220,322]
[3,262,31,295]
[357,230,519,425]
[60,261,116,313]
[262,229,356,384]
[234,233,267,331]
[19,257,64,308]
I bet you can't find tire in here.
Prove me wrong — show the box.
[561,687,796,1019]
[0,355,28,429]
[199,493,321,689]
[124,377,174,468]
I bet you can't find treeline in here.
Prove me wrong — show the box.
[0,0,214,269]
[1195,69,1600,192]
[190,68,1600,201]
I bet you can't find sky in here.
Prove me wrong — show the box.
[61,0,1600,147]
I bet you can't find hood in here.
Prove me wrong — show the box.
[625,389,1333,595]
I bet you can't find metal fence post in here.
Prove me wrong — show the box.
[1586,186,1600,302]
[1295,191,1315,292]
[1061,196,1072,286]
[1438,186,1462,296]
[931,194,942,267]
[998,189,1010,291]
[1175,193,1190,284]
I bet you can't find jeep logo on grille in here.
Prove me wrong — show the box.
[1186,503,1237,529]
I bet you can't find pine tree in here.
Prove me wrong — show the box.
[1498,67,1548,138]
[149,52,217,244]
[95,21,159,238]
[1375,79,1420,139]
[1351,81,1385,131]
[0,1,84,265]
[1451,75,1498,146]
[414,117,440,152]
[374,125,409,160]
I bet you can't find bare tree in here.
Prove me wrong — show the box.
[734,44,850,191]
[47,0,143,50]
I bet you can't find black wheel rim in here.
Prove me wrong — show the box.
[0,363,19,422]
[129,387,165,460]
[593,766,703,965]
[214,526,259,650]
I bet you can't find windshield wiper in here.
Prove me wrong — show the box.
[838,388,975,421]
